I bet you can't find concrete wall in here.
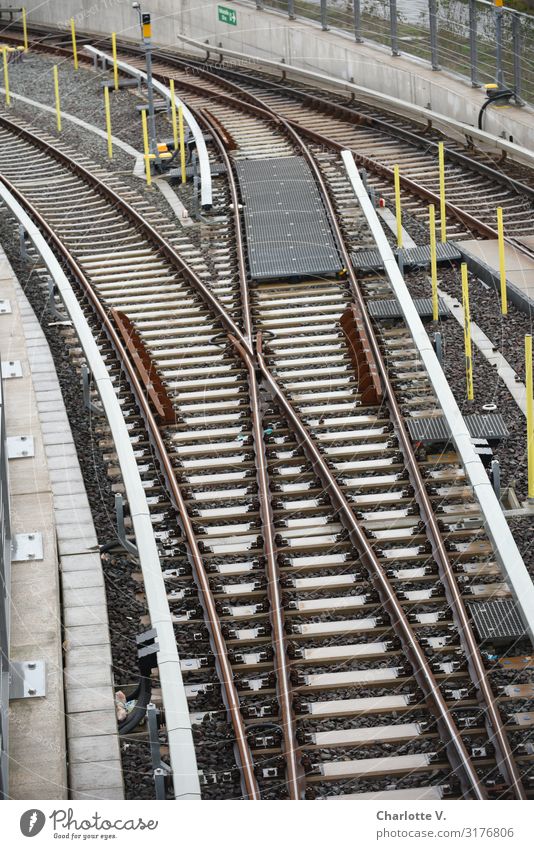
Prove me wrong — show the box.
[23,0,534,151]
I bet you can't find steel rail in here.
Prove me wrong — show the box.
[1,100,485,800]
[166,57,534,202]
[0,173,202,800]
[190,92,489,800]
[188,69,527,798]
[341,152,531,798]
[276,107,526,800]
[1,71,528,798]
[198,106,304,799]
[0,117,260,800]
[130,54,534,263]
[4,27,534,261]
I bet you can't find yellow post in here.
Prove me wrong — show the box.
[71,18,78,70]
[497,206,508,316]
[2,48,10,107]
[178,103,186,185]
[104,86,113,159]
[461,263,474,401]
[429,204,438,321]
[111,32,119,91]
[169,79,178,154]
[438,141,447,243]
[393,164,402,249]
[141,108,152,187]
[22,7,28,52]
[53,65,61,132]
[526,335,534,500]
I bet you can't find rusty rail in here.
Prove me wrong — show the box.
[0,122,261,800]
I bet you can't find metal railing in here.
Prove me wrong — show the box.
[0,361,11,799]
[256,1,534,104]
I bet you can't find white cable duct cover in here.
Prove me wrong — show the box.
[0,182,201,800]
[84,44,213,209]
[341,149,534,644]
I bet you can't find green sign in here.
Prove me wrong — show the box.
[218,5,237,26]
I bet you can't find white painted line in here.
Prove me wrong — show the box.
[1,86,195,228]
[377,207,417,250]
[154,177,195,227]
[342,149,534,644]
[0,87,139,157]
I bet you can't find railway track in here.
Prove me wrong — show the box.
[86,39,534,251]
[3,25,534,248]
[0,34,533,801]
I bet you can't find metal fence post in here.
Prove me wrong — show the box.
[468,0,479,87]
[354,0,362,42]
[512,13,523,103]
[288,0,295,21]
[320,0,328,31]
[429,0,440,71]
[390,0,400,56]
[495,4,504,87]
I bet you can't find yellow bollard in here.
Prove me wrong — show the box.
[497,206,508,315]
[71,18,78,70]
[104,86,113,159]
[461,263,474,401]
[141,108,152,187]
[169,79,178,155]
[429,204,438,321]
[393,164,402,249]
[178,103,186,185]
[22,7,28,52]
[2,48,10,107]
[111,32,119,92]
[438,141,447,243]
[526,335,534,500]
[53,66,61,132]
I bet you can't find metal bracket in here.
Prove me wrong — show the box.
[433,332,443,365]
[0,299,11,315]
[1,360,22,379]
[115,493,138,557]
[19,223,29,262]
[12,532,43,562]
[9,660,46,699]
[7,435,34,459]
[81,365,104,416]
[147,702,170,800]
[47,278,68,322]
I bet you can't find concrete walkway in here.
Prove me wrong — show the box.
[459,239,534,313]
[1,247,123,799]
[1,247,67,799]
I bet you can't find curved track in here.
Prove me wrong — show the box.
[0,33,533,800]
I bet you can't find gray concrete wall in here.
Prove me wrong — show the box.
[22,1,534,150]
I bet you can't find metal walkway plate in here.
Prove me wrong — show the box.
[406,412,508,444]
[236,157,343,280]
[368,297,449,320]
[469,599,526,641]
[351,242,461,272]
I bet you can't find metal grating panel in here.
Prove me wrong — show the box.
[351,242,461,271]
[469,599,526,641]
[406,413,509,444]
[236,157,343,280]
[368,297,449,319]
